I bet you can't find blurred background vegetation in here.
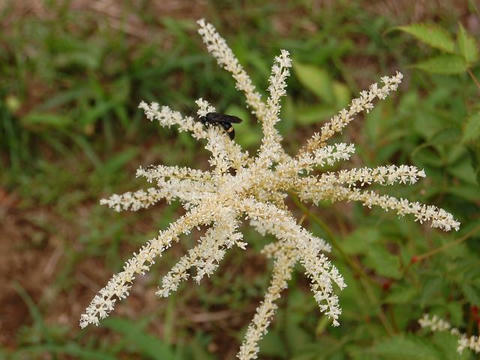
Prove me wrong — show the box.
[1,0,479,359]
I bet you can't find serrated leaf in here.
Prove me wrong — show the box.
[446,144,469,165]
[466,143,480,184]
[429,127,462,145]
[431,332,470,360]
[445,302,464,327]
[364,246,402,279]
[412,146,443,168]
[457,23,479,64]
[397,23,455,53]
[448,184,480,202]
[462,112,480,143]
[461,284,480,306]
[413,55,467,74]
[342,227,381,255]
[293,61,335,103]
[370,335,441,360]
[446,157,478,185]
[385,285,418,304]
[420,278,444,307]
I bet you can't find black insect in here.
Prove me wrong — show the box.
[198,112,242,140]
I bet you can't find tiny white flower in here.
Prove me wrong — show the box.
[419,314,480,355]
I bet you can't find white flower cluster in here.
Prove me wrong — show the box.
[419,314,480,354]
[80,19,460,360]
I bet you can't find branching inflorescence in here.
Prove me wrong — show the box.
[81,19,460,360]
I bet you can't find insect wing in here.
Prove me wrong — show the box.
[206,112,242,124]
[221,114,242,123]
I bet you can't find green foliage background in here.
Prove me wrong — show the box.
[1,1,479,359]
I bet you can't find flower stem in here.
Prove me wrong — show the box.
[412,225,480,263]
[467,68,480,93]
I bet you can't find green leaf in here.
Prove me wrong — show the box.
[462,112,480,143]
[101,148,138,174]
[461,284,480,306]
[333,81,351,108]
[448,184,480,202]
[259,330,288,358]
[36,87,90,110]
[341,227,381,255]
[420,278,444,307]
[397,23,455,53]
[293,61,335,103]
[81,101,115,126]
[364,246,402,279]
[413,55,467,74]
[412,146,443,168]
[21,113,72,129]
[55,51,101,70]
[188,334,217,360]
[466,143,480,184]
[457,23,479,64]
[431,332,470,360]
[295,104,335,126]
[445,302,464,327]
[446,157,478,185]
[278,96,296,135]
[446,144,469,165]
[226,105,260,147]
[370,335,442,360]
[429,127,462,145]
[385,285,418,304]
[104,317,176,360]
[14,344,117,360]
[13,284,52,341]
